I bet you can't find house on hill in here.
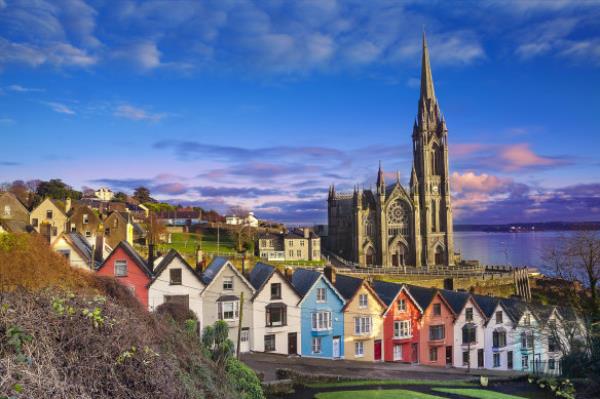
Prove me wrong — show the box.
[502,299,544,372]
[30,198,68,244]
[52,232,101,270]
[291,268,345,359]
[67,204,101,242]
[331,272,386,362]
[373,280,422,363]
[0,192,30,227]
[199,257,255,353]
[148,249,205,321]
[96,241,153,307]
[248,262,301,355]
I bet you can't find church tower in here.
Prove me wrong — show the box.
[412,32,455,266]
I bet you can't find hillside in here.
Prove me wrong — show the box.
[0,234,260,399]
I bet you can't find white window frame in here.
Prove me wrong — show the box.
[493,352,501,368]
[355,341,364,357]
[354,316,372,335]
[223,277,234,291]
[316,287,326,303]
[393,344,403,361]
[219,301,239,321]
[394,320,412,338]
[358,294,368,308]
[397,298,407,312]
[115,260,128,277]
[312,337,321,354]
[311,311,332,331]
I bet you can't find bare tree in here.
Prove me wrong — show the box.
[144,212,167,246]
[227,205,249,218]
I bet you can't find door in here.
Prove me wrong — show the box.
[288,333,297,355]
[332,336,341,358]
[411,343,419,363]
[445,346,453,365]
[374,340,382,361]
[240,328,250,353]
[392,254,398,267]
[477,349,484,368]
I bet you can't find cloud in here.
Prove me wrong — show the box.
[498,143,568,171]
[114,104,166,121]
[113,41,161,70]
[0,161,20,166]
[6,84,43,92]
[194,186,284,198]
[451,172,515,194]
[43,101,76,115]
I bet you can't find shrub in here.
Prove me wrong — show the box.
[226,358,266,399]
[155,302,197,324]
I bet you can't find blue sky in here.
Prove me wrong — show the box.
[1,0,600,224]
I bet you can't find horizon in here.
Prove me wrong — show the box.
[2,1,600,224]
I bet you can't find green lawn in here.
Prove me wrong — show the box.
[159,231,236,256]
[315,389,446,399]
[432,388,527,399]
[308,379,475,389]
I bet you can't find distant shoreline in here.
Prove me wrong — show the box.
[454,221,600,233]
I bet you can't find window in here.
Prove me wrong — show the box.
[358,294,368,308]
[32,218,38,227]
[169,269,182,285]
[524,313,531,326]
[300,240,304,247]
[288,250,293,257]
[397,299,406,312]
[493,330,507,348]
[429,347,438,362]
[312,337,321,354]
[164,295,189,309]
[463,351,470,366]
[288,240,293,247]
[46,210,53,219]
[296,250,301,257]
[355,341,364,357]
[83,214,89,224]
[432,303,441,316]
[52,227,58,236]
[264,335,276,352]
[3,205,10,217]
[465,307,473,322]
[241,329,249,343]
[58,249,70,260]
[522,355,529,370]
[261,240,266,248]
[521,332,534,349]
[549,358,556,370]
[223,277,233,290]
[429,325,445,340]
[85,231,91,238]
[219,301,239,320]
[394,320,412,338]
[548,336,558,352]
[270,283,281,299]
[71,223,77,232]
[496,311,503,324]
[493,353,501,368]
[507,351,513,369]
[354,317,372,335]
[266,304,287,327]
[316,287,326,303]
[462,325,477,344]
[311,311,332,331]
[115,260,127,276]
[104,227,111,236]
[393,344,403,361]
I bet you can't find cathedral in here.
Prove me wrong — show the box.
[327,34,455,267]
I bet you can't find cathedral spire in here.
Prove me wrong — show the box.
[376,161,385,189]
[420,30,436,102]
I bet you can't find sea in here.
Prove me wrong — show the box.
[454,230,580,275]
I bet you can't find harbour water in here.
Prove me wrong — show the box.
[454,230,578,274]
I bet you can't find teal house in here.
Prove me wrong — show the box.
[291,268,345,359]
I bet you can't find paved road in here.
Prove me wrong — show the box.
[241,352,523,382]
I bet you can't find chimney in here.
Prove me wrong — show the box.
[303,227,310,239]
[65,197,72,213]
[284,266,293,282]
[324,265,336,285]
[147,243,155,273]
[94,235,105,264]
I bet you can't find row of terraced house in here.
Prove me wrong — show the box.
[47,234,581,376]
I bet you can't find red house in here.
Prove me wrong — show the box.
[373,281,422,363]
[96,241,153,307]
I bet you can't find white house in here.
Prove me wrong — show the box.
[52,232,100,270]
[443,291,487,369]
[95,187,115,202]
[248,263,301,355]
[503,299,544,372]
[148,249,205,323]
[534,305,567,375]
[199,257,255,353]
[483,300,517,371]
[225,211,259,228]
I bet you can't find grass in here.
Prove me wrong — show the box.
[159,231,236,256]
[315,389,446,399]
[432,388,527,399]
[307,379,475,389]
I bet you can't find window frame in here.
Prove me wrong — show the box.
[169,268,182,285]
[312,337,321,354]
[270,283,282,299]
[223,277,234,291]
[114,260,128,277]
[354,341,364,357]
[264,334,276,352]
[316,287,326,303]
[358,293,368,308]
[432,303,441,316]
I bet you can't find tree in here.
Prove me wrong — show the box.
[113,191,128,202]
[144,212,166,246]
[228,205,249,218]
[201,320,234,374]
[228,224,254,253]
[36,179,81,201]
[133,186,153,203]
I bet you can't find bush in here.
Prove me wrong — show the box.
[226,358,266,399]
[155,302,197,324]
[90,275,143,310]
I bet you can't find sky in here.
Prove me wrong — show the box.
[1,0,600,224]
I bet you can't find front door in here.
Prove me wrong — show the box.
[288,333,297,355]
[374,340,382,361]
[411,343,419,363]
[240,328,250,353]
[332,336,341,358]
[445,346,453,365]
[477,349,484,368]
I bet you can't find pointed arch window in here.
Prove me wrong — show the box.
[387,200,410,236]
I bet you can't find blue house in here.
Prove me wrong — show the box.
[291,268,345,359]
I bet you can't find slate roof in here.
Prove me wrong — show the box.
[0,219,29,233]
[501,298,529,323]
[63,232,100,267]
[372,280,403,306]
[405,284,437,310]
[150,249,203,287]
[473,294,499,319]
[201,256,229,285]
[439,289,471,314]
[529,303,555,323]
[333,274,365,301]
[290,268,321,297]
[249,262,276,291]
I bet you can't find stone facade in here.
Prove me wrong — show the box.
[327,34,454,267]
[258,228,321,262]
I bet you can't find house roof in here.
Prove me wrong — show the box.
[501,298,529,323]
[248,262,276,291]
[0,219,29,233]
[200,256,229,285]
[333,274,364,301]
[149,248,203,287]
[529,303,556,324]
[372,280,403,306]
[472,294,499,319]
[405,284,437,310]
[290,268,321,297]
[59,232,100,268]
[0,192,29,213]
[439,289,471,314]
[97,240,153,277]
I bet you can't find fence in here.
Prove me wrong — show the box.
[523,359,563,377]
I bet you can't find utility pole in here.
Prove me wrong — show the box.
[236,291,244,359]
[217,222,220,255]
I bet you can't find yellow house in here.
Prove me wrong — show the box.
[30,198,68,244]
[328,269,386,362]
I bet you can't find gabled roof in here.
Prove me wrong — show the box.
[53,232,100,268]
[501,298,530,323]
[0,192,29,213]
[149,248,204,288]
[529,303,557,325]
[34,197,67,216]
[0,219,29,233]
[97,240,153,277]
[473,294,499,319]
[405,284,437,310]
[334,274,386,311]
[439,289,471,315]
[199,257,255,293]
[248,262,300,301]
[291,268,345,306]
[373,280,423,315]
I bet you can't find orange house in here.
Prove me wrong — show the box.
[407,285,456,367]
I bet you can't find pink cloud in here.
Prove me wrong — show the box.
[451,171,514,193]
[450,143,488,157]
[499,143,562,171]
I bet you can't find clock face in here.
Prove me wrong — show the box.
[432,184,438,193]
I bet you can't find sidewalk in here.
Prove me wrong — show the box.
[241,352,524,382]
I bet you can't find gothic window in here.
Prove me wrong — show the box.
[387,200,409,236]
[363,217,374,238]
[431,200,437,232]
[431,143,443,176]
[435,245,445,265]
[366,247,375,266]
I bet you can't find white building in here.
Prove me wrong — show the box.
[445,291,487,369]
[148,249,205,323]
[248,263,301,355]
[225,211,259,228]
[483,300,517,371]
[52,232,100,270]
[95,187,115,202]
